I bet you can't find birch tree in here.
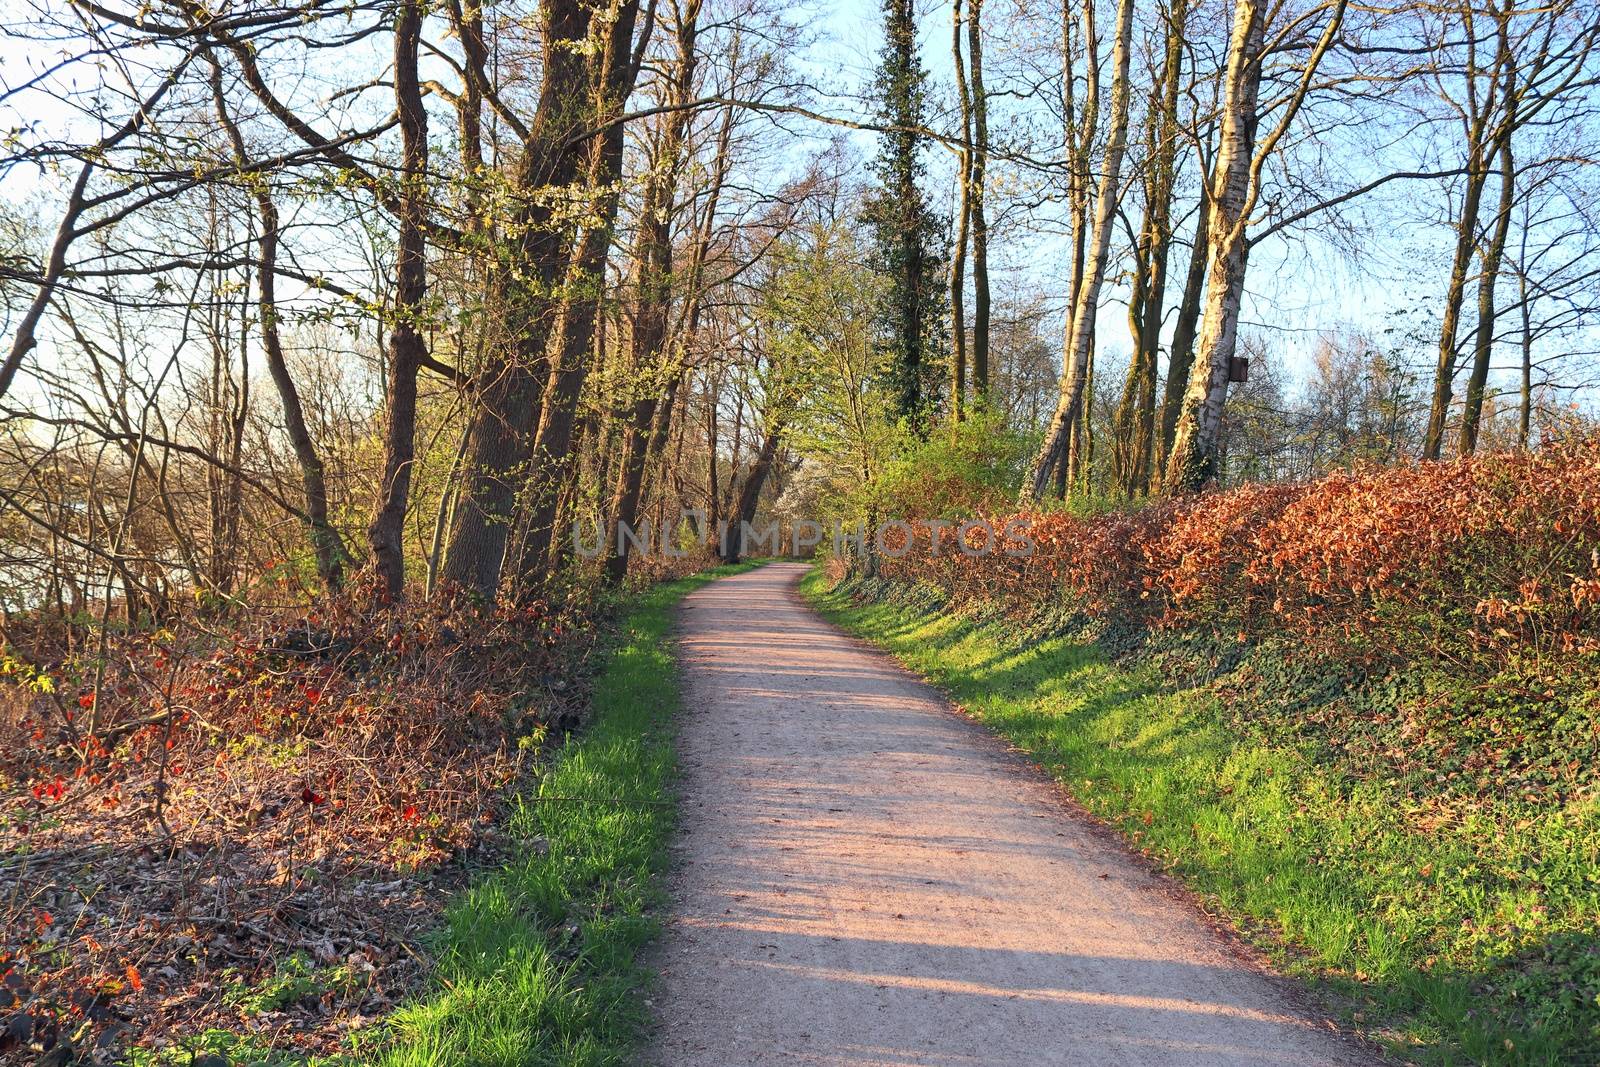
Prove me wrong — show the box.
[1020,0,1137,504]
[1162,0,1348,494]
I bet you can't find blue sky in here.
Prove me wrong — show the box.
[3,0,1593,413]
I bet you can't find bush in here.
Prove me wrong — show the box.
[879,435,1600,698]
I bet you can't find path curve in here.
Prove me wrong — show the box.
[648,562,1373,1066]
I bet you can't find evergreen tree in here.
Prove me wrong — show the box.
[863,0,947,430]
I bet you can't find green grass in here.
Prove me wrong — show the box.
[801,570,1600,1067]
[368,563,757,1067]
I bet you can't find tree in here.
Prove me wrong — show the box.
[1111,0,1191,497]
[440,0,647,598]
[1163,0,1348,493]
[863,0,946,428]
[366,0,431,600]
[1021,0,1137,503]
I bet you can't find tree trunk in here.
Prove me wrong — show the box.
[1457,127,1515,455]
[967,0,991,401]
[1163,0,1345,493]
[514,0,650,590]
[1422,151,1490,460]
[1457,15,1518,456]
[211,61,343,588]
[367,0,430,601]
[603,7,725,582]
[949,0,972,424]
[440,0,606,598]
[1162,0,1265,494]
[725,425,783,563]
[1518,265,1532,447]
[1021,0,1134,503]
[603,396,658,583]
[1126,0,1187,494]
[1159,179,1209,469]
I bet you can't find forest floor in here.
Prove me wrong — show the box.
[647,562,1373,1066]
[0,561,730,1067]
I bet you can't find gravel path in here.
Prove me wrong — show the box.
[647,562,1374,1066]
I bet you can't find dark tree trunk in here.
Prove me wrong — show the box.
[211,61,343,589]
[368,0,430,600]
[440,0,607,598]
[725,426,783,563]
[1159,185,1209,469]
[967,0,990,401]
[513,0,647,589]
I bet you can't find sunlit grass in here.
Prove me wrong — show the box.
[369,564,756,1067]
[802,570,1600,1067]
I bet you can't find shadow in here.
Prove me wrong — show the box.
[763,566,1600,1067]
[647,564,1374,1066]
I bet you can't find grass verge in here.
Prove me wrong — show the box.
[801,570,1600,1067]
[368,563,755,1067]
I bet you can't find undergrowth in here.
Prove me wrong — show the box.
[368,563,755,1067]
[804,570,1600,1067]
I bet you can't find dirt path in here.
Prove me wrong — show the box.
[648,563,1373,1066]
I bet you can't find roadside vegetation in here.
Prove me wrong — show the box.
[805,434,1600,1066]
[0,562,730,1064]
[5,0,1599,1059]
[372,564,750,1067]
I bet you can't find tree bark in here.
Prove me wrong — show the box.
[367,0,430,600]
[1422,6,1509,460]
[515,0,652,590]
[949,0,972,423]
[1457,127,1514,455]
[1163,0,1346,493]
[211,60,343,588]
[1457,11,1519,456]
[1021,0,1135,503]
[440,0,608,598]
[1158,179,1209,469]
[1162,0,1264,494]
[603,6,724,583]
[1116,0,1187,496]
[725,425,783,563]
[967,0,991,401]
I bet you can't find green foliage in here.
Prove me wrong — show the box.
[805,571,1600,1066]
[129,1027,321,1067]
[872,410,1030,519]
[222,955,363,1017]
[756,223,877,429]
[862,0,946,426]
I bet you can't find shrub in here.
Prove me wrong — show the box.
[876,434,1600,681]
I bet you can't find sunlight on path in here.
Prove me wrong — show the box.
[647,563,1374,1066]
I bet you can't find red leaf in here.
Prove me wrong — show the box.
[300,786,325,806]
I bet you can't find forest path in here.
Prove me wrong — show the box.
[646,562,1373,1066]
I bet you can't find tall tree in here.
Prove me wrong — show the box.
[1163,0,1347,493]
[518,0,659,589]
[440,0,639,598]
[1112,0,1189,497]
[967,0,992,402]
[367,0,432,600]
[1421,0,1512,460]
[603,0,714,584]
[210,60,345,589]
[1021,0,1137,503]
[863,0,945,428]
[950,0,974,422]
